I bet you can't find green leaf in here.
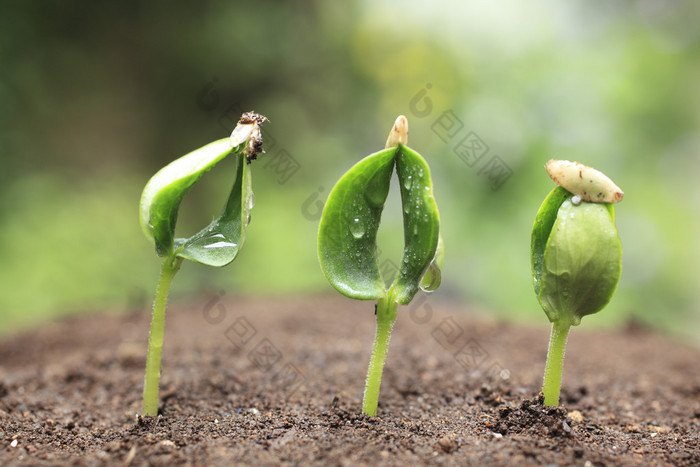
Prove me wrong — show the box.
[531,186,570,296]
[392,144,441,305]
[535,196,622,325]
[140,138,235,257]
[318,148,396,300]
[174,154,252,267]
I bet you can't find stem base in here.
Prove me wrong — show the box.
[542,320,571,407]
[142,257,182,416]
[362,296,398,416]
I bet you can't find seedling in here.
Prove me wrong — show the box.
[138,112,267,416]
[531,159,623,406]
[318,116,443,416]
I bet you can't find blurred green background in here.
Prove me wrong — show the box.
[1,1,698,339]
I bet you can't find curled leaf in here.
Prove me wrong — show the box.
[140,138,234,257]
[140,112,266,260]
[318,148,396,300]
[531,187,622,325]
[392,144,440,305]
[531,186,571,296]
[318,117,441,305]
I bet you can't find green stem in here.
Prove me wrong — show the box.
[142,256,182,416]
[362,295,398,416]
[542,319,571,407]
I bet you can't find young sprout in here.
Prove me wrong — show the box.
[531,159,623,406]
[318,116,443,416]
[139,112,267,416]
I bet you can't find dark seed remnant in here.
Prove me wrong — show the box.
[238,112,269,164]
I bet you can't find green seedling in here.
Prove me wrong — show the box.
[318,116,443,416]
[139,112,267,416]
[531,159,623,406]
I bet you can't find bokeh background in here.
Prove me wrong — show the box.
[1,1,698,339]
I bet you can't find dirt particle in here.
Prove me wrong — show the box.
[649,425,671,434]
[490,394,572,438]
[567,410,584,424]
[437,436,456,453]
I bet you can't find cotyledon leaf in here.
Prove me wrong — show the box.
[173,154,253,267]
[318,148,396,300]
[140,138,237,257]
[533,191,621,325]
[391,144,440,305]
[531,186,571,296]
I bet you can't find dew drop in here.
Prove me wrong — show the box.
[350,217,365,239]
[412,224,418,236]
[181,233,239,265]
[403,175,413,190]
[247,192,256,210]
[419,260,441,292]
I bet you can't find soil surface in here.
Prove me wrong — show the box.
[0,296,698,466]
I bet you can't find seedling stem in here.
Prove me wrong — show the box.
[542,319,571,406]
[142,256,183,415]
[362,293,398,416]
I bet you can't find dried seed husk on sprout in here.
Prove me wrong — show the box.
[545,159,623,204]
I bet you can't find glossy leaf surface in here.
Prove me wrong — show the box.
[392,144,440,305]
[318,148,396,300]
[140,138,235,257]
[318,143,441,304]
[531,187,621,325]
[531,186,571,296]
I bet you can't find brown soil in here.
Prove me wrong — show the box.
[0,296,698,466]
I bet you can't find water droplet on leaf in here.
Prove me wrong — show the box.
[350,218,365,239]
[419,260,441,292]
